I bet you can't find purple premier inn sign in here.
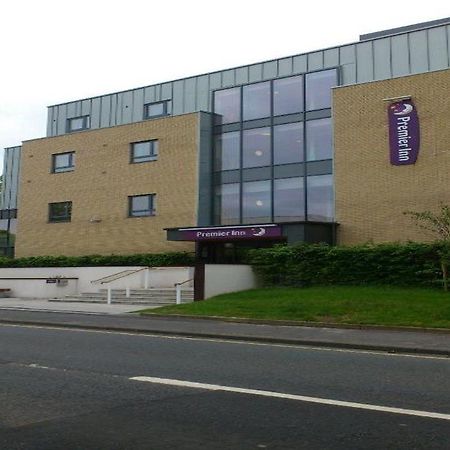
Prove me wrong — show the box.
[179,224,282,241]
[388,99,420,165]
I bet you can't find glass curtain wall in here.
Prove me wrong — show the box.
[213,69,337,225]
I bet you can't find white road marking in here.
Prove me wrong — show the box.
[0,322,449,361]
[130,376,450,421]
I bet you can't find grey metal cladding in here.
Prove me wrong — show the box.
[373,38,391,80]
[209,72,222,92]
[100,95,112,128]
[46,22,450,136]
[391,34,410,77]
[172,80,184,115]
[1,146,21,209]
[144,85,157,104]
[409,31,429,74]
[47,107,54,136]
[293,54,307,74]
[56,104,67,135]
[91,97,101,129]
[278,57,293,77]
[235,67,249,85]
[263,61,278,80]
[222,70,235,87]
[356,41,374,83]
[308,52,323,71]
[196,75,209,111]
[132,89,144,122]
[324,48,339,68]
[249,64,263,82]
[184,78,197,113]
[428,26,449,70]
[161,83,172,101]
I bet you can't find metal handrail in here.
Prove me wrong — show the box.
[174,278,194,287]
[174,278,194,305]
[90,267,149,285]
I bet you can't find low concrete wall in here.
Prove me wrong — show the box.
[0,266,194,298]
[204,265,257,299]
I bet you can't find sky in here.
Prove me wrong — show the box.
[0,0,448,169]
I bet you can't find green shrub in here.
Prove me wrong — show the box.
[0,252,195,268]
[248,242,442,288]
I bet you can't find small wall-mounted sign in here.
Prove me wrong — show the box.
[46,279,57,284]
[388,100,420,165]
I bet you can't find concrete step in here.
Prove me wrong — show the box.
[52,297,177,305]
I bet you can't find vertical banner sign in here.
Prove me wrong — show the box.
[388,100,420,165]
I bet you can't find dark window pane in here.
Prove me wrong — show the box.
[132,141,158,163]
[274,177,305,222]
[67,116,89,132]
[129,194,155,217]
[53,152,75,173]
[243,127,271,168]
[243,81,270,121]
[215,183,240,225]
[273,76,303,115]
[242,180,271,224]
[306,118,332,161]
[145,101,169,118]
[273,122,304,165]
[307,175,334,221]
[49,201,72,222]
[214,132,240,171]
[305,69,337,111]
[214,88,241,124]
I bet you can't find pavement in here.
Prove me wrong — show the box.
[0,297,449,357]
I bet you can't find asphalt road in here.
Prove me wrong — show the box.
[1,323,449,449]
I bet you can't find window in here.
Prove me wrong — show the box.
[214,183,240,225]
[243,127,271,168]
[214,132,240,171]
[144,101,170,119]
[274,177,305,222]
[273,76,303,116]
[307,174,334,221]
[306,118,333,161]
[131,140,158,163]
[242,180,271,224]
[128,194,156,217]
[67,116,90,132]
[52,152,75,173]
[214,88,241,124]
[49,201,72,223]
[273,122,304,165]
[243,81,271,121]
[305,69,337,111]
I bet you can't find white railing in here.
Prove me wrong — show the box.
[174,278,194,305]
[91,267,150,304]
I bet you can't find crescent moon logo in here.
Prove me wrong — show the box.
[252,227,266,237]
[393,103,413,116]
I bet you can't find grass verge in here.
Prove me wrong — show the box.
[140,286,450,329]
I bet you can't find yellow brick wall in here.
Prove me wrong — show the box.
[16,114,200,257]
[334,68,450,244]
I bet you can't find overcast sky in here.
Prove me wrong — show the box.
[0,0,448,168]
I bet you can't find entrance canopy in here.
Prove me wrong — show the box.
[166,224,283,242]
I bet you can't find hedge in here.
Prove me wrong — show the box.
[248,242,444,287]
[0,252,195,268]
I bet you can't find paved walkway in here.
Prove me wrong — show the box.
[0,298,156,315]
[0,300,449,356]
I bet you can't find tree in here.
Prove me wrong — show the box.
[404,204,450,291]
